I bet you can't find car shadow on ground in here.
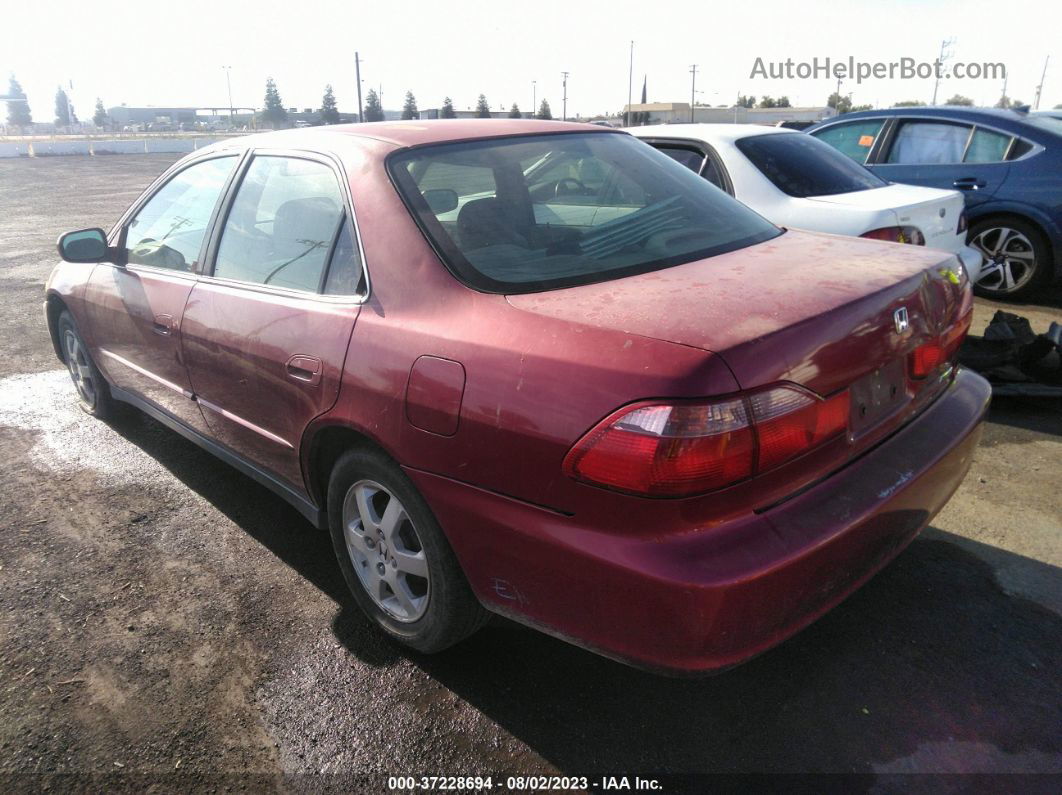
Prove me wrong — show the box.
[106,407,1062,777]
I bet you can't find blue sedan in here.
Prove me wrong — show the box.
[808,107,1062,300]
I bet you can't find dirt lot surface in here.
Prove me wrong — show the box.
[0,155,1059,792]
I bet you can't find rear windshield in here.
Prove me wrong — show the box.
[388,132,780,293]
[735,132,888,198]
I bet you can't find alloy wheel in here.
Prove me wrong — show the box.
[971,226,1037,295]
[64,329,97,406]
[341,479,430,622]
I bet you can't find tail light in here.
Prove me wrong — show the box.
[563,385,849,497]
[909,309,973,379]
[861,226,926,245]
[957,212,968,234]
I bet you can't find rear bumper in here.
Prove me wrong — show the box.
[409,368,991,674]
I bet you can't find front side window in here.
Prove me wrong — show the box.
[886,121,972,164]
[214,156,354,293]
[125,156,236,271]
[736,133,887,197]
[812,119,885,164]
[389,132,780,293]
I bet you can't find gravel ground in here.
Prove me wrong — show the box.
[0,155,1059,792]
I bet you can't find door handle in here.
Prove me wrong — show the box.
[152,313,174,336]
[953,177,987,190]
[286,354,323,385]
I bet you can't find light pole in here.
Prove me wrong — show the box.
[689,65,698,122]
[1034,55,1050,110]
[355,52,364,122]
[561,71,569,121]
[222,66,233,124]
[627,40,634,127]
[532,80,536,117]
[931,38,956,105]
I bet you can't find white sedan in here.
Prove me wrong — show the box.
[627,124,984,283]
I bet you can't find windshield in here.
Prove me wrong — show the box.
[388,132,781,293]
[735,132,888,198]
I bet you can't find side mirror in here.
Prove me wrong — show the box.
[57,228,109,263]
[422,188,459,215]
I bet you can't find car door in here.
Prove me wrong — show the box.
[83,154,241,434]
[869,118,1010,209]
[179,150,365,489]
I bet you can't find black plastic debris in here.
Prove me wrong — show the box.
[958,311,1062,396]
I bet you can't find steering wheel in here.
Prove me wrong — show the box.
[554,177,587,198]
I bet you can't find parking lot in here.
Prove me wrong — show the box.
[0,154,1059,790]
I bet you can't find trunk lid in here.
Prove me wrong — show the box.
[506,229,969,459]
[807,183,966,252]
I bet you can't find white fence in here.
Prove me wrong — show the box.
[0,136,237,158]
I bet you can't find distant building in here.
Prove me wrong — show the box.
[622,102,836,126]
[107,106,201,126]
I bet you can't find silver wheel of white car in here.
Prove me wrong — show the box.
[342,479,430,623]
[969,220,1049,300]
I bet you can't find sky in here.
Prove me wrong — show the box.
[2,0,1058,120]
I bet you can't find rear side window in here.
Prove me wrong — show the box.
[656,146,704,173]
[812,119,884,163]
[886,121,972,164]
[1007,138,1034,160]
[389,132,780,293]
[964,128,1012,163]
[214,156,355,293]
[735,133,887,197]
[125,156,236,271]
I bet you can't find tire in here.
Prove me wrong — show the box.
[327,447,488,653]
[969,218,1052,300]
[57,310,116,419]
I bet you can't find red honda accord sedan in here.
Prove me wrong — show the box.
[46,120,989,673]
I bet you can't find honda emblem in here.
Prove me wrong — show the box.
[894,307,910,334]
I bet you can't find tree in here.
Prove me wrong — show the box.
[440,97,456,119]
[944,94,974,106]
[54,86,74,127]
[363,89,384,122]
[475,94,491,118]
[893,100,927,107]
[851,104,874,112]
[320,84,340,124]
[93,98,107,128]
[401,91,419,120]
[758,96,778,108]
[536,99,552,120]
[736,94,756,108]
[827,92,853,114]
[995,96,1024,109]
[5,74,32,128]
[260,77,287,128]
[508,103,522,118]
[776,96,791,108]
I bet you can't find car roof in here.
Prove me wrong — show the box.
[810,106,1042,131]
[624,123,791,144]
[205,119,610,152]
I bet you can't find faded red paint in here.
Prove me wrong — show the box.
[46,121,989,673]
